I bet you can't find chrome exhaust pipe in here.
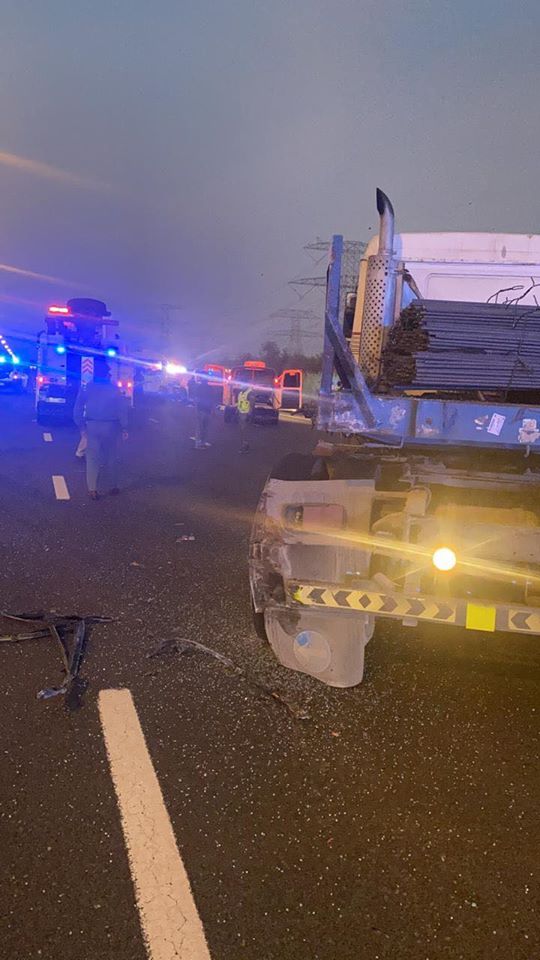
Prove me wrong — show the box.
[376,188,395,256]
[358,188,397,382]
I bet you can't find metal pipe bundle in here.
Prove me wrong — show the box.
[381,299,540,391]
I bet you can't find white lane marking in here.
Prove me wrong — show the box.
[99,689,211,960]
[43,432,53,442]
[52,475,70,500]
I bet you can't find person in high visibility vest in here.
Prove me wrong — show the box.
[236,386,253,453]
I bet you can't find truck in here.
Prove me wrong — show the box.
[249,188,540,687]
[223,360,280,424]
[36,298,134,422]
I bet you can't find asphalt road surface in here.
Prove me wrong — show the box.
[0,393,538,960]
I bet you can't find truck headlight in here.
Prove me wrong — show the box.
[432,547,457,572]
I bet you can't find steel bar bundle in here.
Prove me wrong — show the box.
[381,300,540,391]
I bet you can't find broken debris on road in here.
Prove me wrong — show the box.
[0,610,113,710]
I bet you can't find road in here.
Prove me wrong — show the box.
[0,392,538,960]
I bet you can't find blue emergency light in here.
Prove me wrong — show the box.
[55,345,66,355]
[106,347,118,358]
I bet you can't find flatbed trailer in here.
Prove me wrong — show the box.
[249,190,540,686]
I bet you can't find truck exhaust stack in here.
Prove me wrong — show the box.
[358,188,398,382]
[376,187,395,256]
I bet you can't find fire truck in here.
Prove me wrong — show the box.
[35,298,134,423]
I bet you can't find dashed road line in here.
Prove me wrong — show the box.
[99,689,211,960]
[43,432,53,442]
[52,475,70,500]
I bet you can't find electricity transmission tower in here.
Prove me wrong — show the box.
[269,308,321,355]
[288,240,367,300]
[263,240,367,356]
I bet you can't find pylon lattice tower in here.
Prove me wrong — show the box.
[269,308,320,354]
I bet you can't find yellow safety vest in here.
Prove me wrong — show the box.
[237,389,251,414]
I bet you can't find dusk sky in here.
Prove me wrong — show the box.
[2,0,540,359]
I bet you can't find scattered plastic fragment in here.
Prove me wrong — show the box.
[147,637,310,721]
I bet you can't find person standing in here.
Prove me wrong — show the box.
[236,385,253,453]
[73,358,128,500]
[190,371,215,449]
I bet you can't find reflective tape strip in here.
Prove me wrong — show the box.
[291,584,457,623]
[290,583,540,635]
[507,609,540,633]
[81,357,94,385]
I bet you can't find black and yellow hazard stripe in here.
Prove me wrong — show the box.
[290,583,457,623]
[507,608,540,633]
[288,582,540,635]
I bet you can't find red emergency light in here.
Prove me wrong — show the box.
[48,305,70,315]
[244,360,266,369]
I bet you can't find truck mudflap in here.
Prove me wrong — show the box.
[288,581,540,635]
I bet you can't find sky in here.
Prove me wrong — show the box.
[2,0,540,361]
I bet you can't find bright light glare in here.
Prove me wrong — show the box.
[432,547,457,572]
[0,357,5,364]
[55,345,66,355]
[165,362,187,375]
[11,356,20,365]
[106,347,117,357]
[48,305,70,315]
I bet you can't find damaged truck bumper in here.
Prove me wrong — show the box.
[250,468,540,688]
